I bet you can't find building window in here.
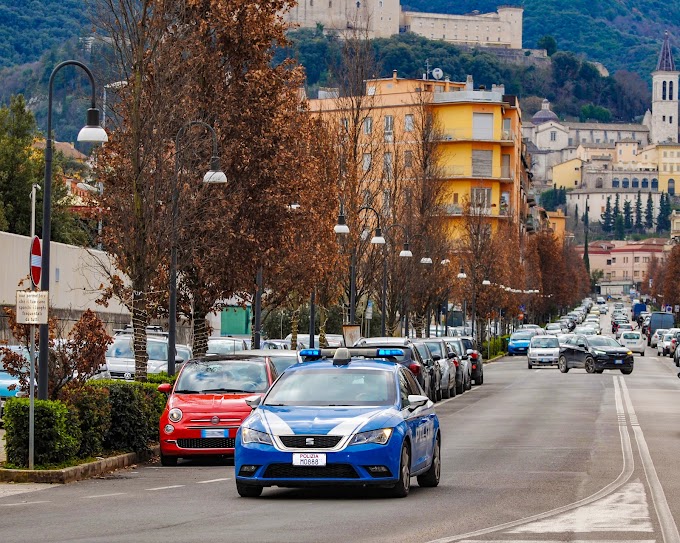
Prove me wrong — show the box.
[341,118,348,131]
[384,115,393,141]
[404,114,414,132]
[623,257,628,264]
[472,113,494,139]
[611,271,616,278]
[634,270,640,277]
[632,178,639,188]
[550,131,557,141]
[382,189,390,213]
[622,178,629,188]
[471,187,492,208]
[362,153,372,172]
[611,257,616,263]
[363,117,372,135]
[670,179,676,196]
[663,81,667,100]
[595,177,603,188]
[568,138,573,145]
[671,81,674,101]
[404,150,413,168]
[663,116,666,122]
[607,259,612,266]
[652,178,659,190]
[453,193,459,204]
[471,150,493,177]
[383,152,393,179]
[612,178,619,188]
[634,256,640,263]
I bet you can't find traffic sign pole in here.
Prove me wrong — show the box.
[28,184,38,470]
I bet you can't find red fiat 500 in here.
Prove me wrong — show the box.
[158,355,278,466]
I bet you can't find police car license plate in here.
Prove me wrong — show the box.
[293,453,326,467]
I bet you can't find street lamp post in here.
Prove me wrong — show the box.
[334,204,385,324]
[38,61,108,400]
[168,121,227,376]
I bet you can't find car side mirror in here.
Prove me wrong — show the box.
[407,394,428,409]
[175,356,184,364]
[157,383,172,394]
[578,343,586,348]
[432,354,441,361]
[466,349,474,356]
[448,352,456,359]
[245,396,262,409]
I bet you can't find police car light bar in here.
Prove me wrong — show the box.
[299,348,405,362]
[376,348,405,357]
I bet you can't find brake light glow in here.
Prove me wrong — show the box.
[453,360,459,367]
[472,364,477,370]
[470,352,479,360]
[408,363,421,376]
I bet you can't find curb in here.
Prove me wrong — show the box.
[483,354,507,364]
[0,445,159,484]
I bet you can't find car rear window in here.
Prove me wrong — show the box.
[531,337,559,348]
[511,332,533,340]
[622,333,640,340]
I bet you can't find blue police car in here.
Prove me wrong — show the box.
[234,347,441,498]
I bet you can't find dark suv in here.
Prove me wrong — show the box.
[353,337,437,402]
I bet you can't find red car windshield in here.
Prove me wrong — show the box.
[175,360,268,394]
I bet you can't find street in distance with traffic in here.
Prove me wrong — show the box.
[1,0,680,542]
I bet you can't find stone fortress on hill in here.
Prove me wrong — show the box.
[285,0,523,50]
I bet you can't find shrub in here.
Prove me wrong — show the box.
[146,372,178,385]
[88,380,167,452]
[3,398,80,467]
[61,384,111,458]
[481,337,505,358]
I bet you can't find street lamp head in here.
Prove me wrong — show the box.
[370,226,386,245]
[289,203,301,210]
[203,157,228,184]
[399,242,413,258]
[457,268,467,279]
[441,258,450,265]
[420,257,433,264]
[482,279,491,286]
[77,108,108,143]
[334,209,349,235]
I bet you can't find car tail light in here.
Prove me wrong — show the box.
[470,352,479,360]
[453,359,459,367]
[408,363,421,376]
[472,364,477,370]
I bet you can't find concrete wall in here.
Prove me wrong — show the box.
[0,231,130,341]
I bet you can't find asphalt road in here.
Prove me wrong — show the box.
[1,314,679,543]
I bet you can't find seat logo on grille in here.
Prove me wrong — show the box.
[211,416,220,425]
[305,438,315,446]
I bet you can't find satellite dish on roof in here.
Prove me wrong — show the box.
[432,67,444,80]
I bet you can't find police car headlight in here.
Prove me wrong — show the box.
[168,408,182,423]
[241,427,273,445]
[349,428,393,446]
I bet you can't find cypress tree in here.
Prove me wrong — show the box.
[613,193,621,219]
[645,192,654,229]
[614,214,625,240]
[657,192,671,232]
[623,199,633,230]
[634,191,643,232]
[601,196,613,233]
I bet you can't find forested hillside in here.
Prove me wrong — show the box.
[403,0,680,77]
[0,0,89,67]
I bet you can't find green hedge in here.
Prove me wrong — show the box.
[3,380,168,468]
[481,337,505,358]
[146,372,178,385]
[3,398,81,467]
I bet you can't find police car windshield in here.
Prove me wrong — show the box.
[264,368,396,407]
[176,360,268,394]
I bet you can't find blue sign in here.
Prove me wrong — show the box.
[519,305,526,312]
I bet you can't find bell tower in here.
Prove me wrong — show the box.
[651,31,679,144]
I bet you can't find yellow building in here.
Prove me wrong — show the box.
[657,142,680,195]
[546,210,567,243]
[552,158,583,190]
[307,72,529,240]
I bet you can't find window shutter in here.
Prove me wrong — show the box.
[472,113,493,139]
[472,150,493,177]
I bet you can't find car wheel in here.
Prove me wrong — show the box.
[442,384,450,399]
[559,355,569,373]
[417,435,440,488]
[236,483,263,498]
[386,442,411,498]
[436,387,442,402]
[595,369,604,374]
[479,373,484,385]
[456,379,464,395]
[621,368,633,375]
[528,360,533,369]
[160,453,178,467]
[585,357,596,374]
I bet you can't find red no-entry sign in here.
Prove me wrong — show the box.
[30,236,41,288]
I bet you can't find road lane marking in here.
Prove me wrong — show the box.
[426,376,635,543]
[145,485,185,491]
[82,493,127,499]
[619,377,680,543]
[507,481,653,533]
[196,478,231,484]
[0,501,51,506]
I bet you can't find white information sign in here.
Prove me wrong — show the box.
[16,291,49,324]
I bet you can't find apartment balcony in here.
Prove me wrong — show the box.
[440,204,511,218]
[432,90,505,105]
[439,165,515,183]
[438,129,516,145]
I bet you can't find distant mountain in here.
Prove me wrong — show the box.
[0,0,89,68]
[403,0,680,78]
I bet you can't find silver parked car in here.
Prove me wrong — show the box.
[527,335,560,368]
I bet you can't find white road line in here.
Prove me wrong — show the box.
[145,485,185,491]
[426,376,635,543]
[619,377,680,543]
[0,501,51,506]
[196,478,231,484]
[82,493,127,499]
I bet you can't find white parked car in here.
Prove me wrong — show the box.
[620,331,645,355]
[658,333,675,356]
[650,329,667,348]
[527,335,560,369]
